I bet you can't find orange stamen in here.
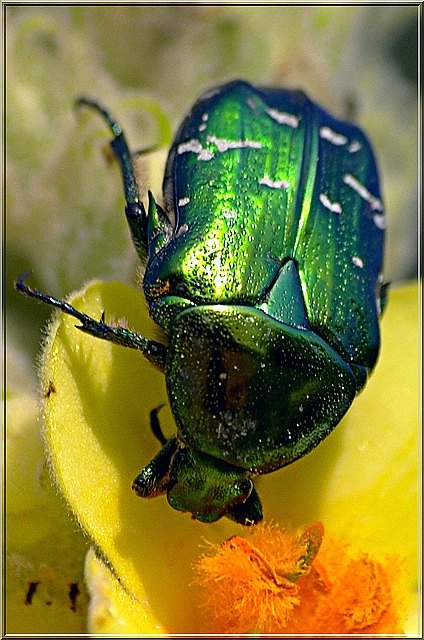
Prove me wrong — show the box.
[194,521,406,635]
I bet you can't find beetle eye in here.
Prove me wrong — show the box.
[237,477,253,498]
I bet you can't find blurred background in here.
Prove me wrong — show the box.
[5,4,419,376]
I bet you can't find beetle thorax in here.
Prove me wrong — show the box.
[165,303,358,474]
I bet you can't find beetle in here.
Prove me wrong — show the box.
[16,80,387,525]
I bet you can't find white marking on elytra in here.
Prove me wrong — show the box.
[373,214,387,230]
[178,197,190,207]
[177,134,262,162]
[343,174,384,212]
[246,98,257,110]
[319,126,348,146]
[222,209,237,219]
[174,223,189,238]
[207,135,262,152]
[319,127,362,154]
[260,177,290,190]
[197,148,214,161]
[178,139,203,155]
[376,296,381,316]
[352,255,364,268]
[319,193,342,214]
[319,126,363,155]
[266,107,299,128]
[198,113,209,132]
[348,140,362,153]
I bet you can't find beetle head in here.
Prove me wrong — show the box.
[167,447,263,524]
[133,440,263,524]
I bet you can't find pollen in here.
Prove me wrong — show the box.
[194,521,406,634]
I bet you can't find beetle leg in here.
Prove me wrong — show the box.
[132,436,177,498]
[75,97,148,259]
[149,404,168,445]
[15,271,167,370]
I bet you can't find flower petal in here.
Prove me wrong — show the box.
[85,548,168,634]
[5,364,89,633]
[40,280,419,633]
[40,280,238,633]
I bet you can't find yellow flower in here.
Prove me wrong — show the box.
[5,7,418,634]
[5,368,90,633]
[21,280,417,634]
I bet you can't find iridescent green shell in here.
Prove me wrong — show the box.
[146,80,385,374]
[17,81,386,525]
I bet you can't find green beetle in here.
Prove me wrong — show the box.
[16,80,387,525]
